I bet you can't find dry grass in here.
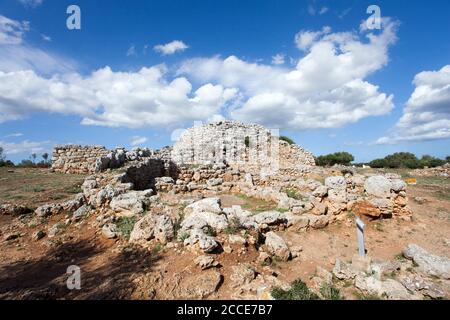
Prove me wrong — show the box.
[0,167,86,209]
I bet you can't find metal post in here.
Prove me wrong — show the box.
[355,217,365,257]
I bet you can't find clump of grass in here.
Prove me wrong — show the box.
[178,232,190,242]
[116,216,137,240]
[320,284,343,300]
[394,253,407,262]
[271,279,320,300]
[275,207,289,213]
[283,188,303,200]
[151,243,164,256]
[224,217,243,234]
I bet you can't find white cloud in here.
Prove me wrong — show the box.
[376,65,450,144]
[295,26,331,51]
[130,135,147,146]
[271,54,285,65]
[126,45,137,57]
[0,15,76,75]
[0,15,29,45]
[0,66,238,128]
[319,7,329,15]
[17,0,43,8]
[179,19,398,130]
[0,139,50,155]
[154,40,189,55]
[41,34,51,42]
[4,132,23,138]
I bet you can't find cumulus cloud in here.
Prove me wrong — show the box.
[130,136,147,146]
[0,139,50,155]
[376,65,450,144]
[179,18,398,130]
[0,66,238,128]
[0,15,76,75]
[271,54,285,65]
[154,40,189,55]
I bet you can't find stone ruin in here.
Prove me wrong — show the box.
[2,121,435,300]
[171,121,316,170]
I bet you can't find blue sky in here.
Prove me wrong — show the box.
[0,0,449,163]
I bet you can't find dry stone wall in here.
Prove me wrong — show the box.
[52,145,110,174]
[171,121,316,169]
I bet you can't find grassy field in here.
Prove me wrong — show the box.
[0,167,86,209]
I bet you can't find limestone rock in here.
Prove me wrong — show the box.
[230,264,256,287]
[184,197,222,215]
[102,223,118,239]
[195,255,219,270]
[403,244,450,279]
[264,231,291,261]
[110,190,153,215]
[184,228,219,253]
[365,176,392,198]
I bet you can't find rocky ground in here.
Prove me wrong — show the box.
[0,165,449,300]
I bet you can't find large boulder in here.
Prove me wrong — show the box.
[184,197,222,215]
[403,244,450,279]
[129,214,174,244]
[264,231,291,261]
[184,228,219,253]
[355,275,412,300]
[181,211,229,233]
[110,190,153,215]
[251,211,287,228]
[365,176,392,198]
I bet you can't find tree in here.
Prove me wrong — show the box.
[0,146,4,161]
[31,153,37,164]
[419,155,445,168]
[280,136,295,145]
[446,156,450,163]
[42,153,49,163]
[316,152,354,166]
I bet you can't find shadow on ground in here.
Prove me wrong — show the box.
[0,238,160,299]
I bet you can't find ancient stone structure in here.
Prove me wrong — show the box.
[52,145,110,174]
[171,121,316,169]
[52,145,155,174]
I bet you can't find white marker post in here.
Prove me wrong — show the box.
[355,217,366,257]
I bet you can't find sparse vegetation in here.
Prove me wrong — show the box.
[283,187,303,200]
[236,193,278,212]
[271,279,320,300]
[320,283,343,300]
[224,217,244,234]
[116,216,137,240]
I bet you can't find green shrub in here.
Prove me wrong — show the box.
[316,152,354,166]
[280,136,295,145]
[271,279,320,300]
[116,216,137,240]
[224,217,243,234]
